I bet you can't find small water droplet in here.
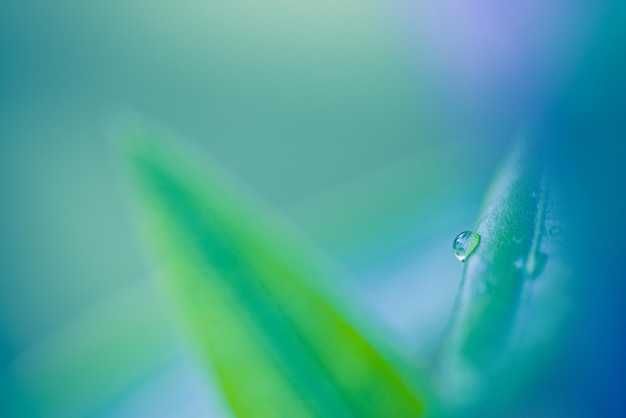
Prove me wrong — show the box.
[526,252,548,279]
[514,257,525,269]
[453,231,481,262]
[549,225,562,236]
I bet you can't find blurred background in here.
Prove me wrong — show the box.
[0,0,625,416]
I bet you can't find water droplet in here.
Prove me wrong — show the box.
[453,231,481,262]
[526,252,548,279]
[514,257,525,269]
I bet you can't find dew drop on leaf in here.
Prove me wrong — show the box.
[526,252,548,279]
[453,231,481,262]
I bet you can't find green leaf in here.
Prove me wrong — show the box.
[122,131,426,418]
[9,283,177,417]
[436,139,572,411]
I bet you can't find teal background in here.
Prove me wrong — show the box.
[1,1,625,416]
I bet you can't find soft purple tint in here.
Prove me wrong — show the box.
[399,0,597,124]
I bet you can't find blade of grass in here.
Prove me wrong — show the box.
[9,282,177,417]
[123,130,427,418]
[435,139,571,412]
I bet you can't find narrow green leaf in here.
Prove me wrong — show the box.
[9,283,177,417]
[436,139,571,410]
[123,132,426,418]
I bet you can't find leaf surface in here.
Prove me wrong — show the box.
[436,140,571,411]
[123,132,426,418]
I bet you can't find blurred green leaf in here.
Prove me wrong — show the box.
[9,283,177,417]
[123,132,427,417]
[436,139,571,412]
